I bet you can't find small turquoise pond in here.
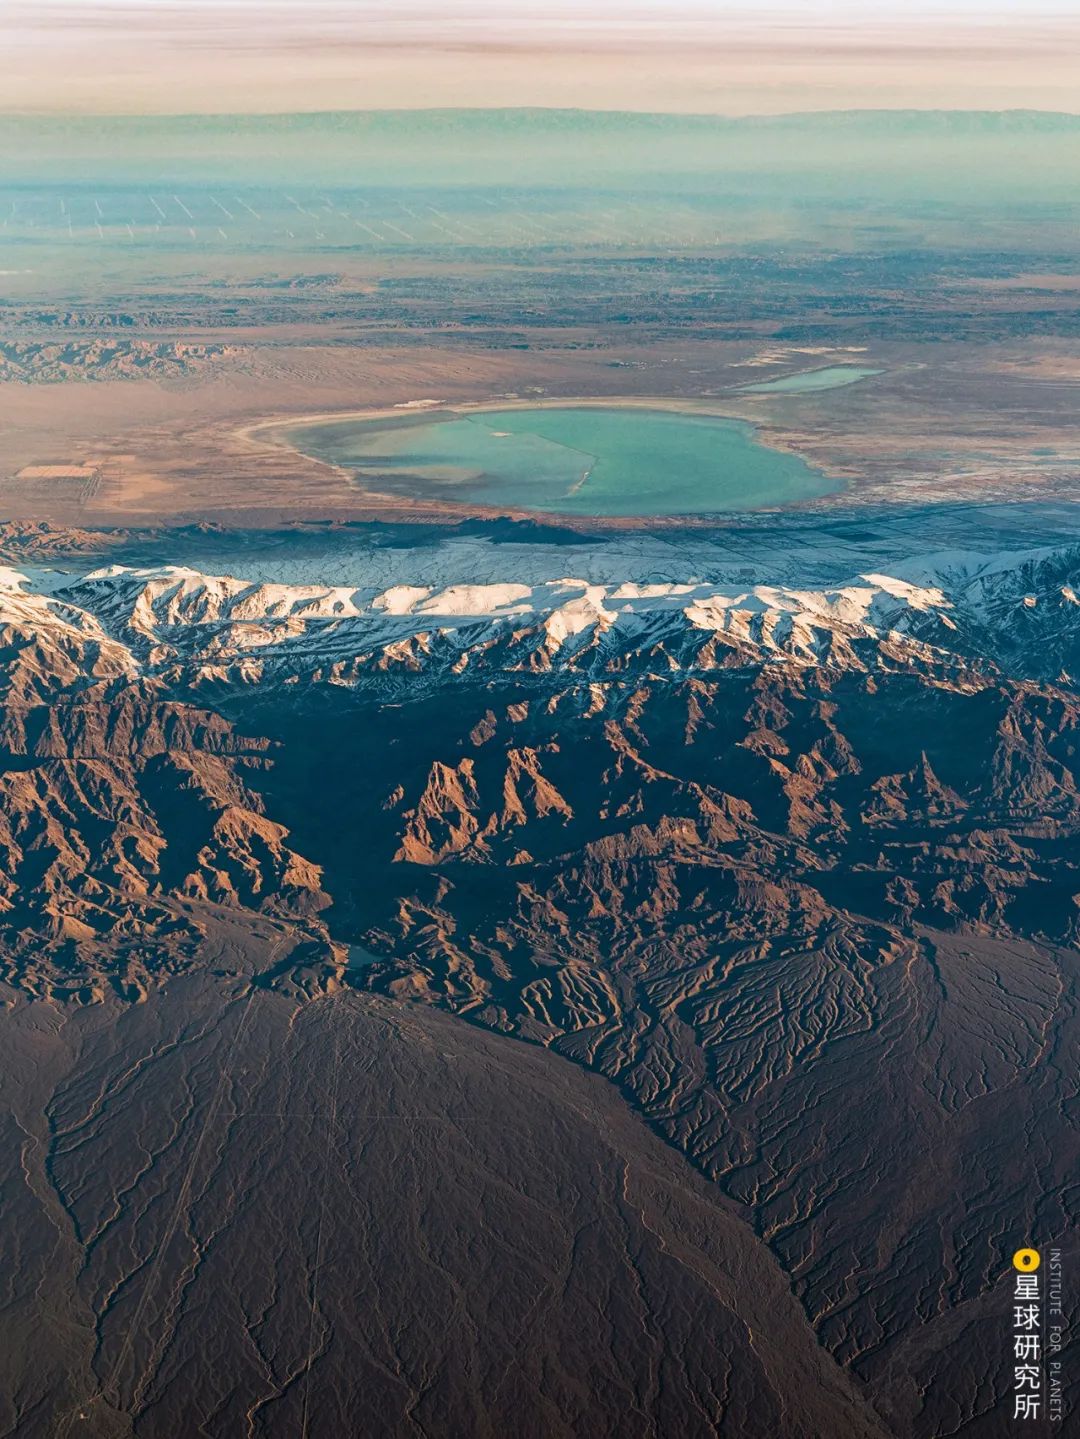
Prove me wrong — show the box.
[283,406,840,516]
[737,366,882,395]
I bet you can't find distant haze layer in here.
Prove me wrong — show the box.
[3,2,1080,115]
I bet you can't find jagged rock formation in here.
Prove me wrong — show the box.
[0,340,240,383]
[0,570,333,998]
[1,537,1078,1436]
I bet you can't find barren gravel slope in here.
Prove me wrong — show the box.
[2,974,884,1439]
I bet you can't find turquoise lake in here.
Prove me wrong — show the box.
[737,366,882,395]
[284,406,839,516]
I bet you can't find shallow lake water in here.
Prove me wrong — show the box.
[736,366,882,394]
[284,405,840,515]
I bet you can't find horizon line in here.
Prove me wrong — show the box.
[4,104,1080,122]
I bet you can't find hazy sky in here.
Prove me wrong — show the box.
[3,2,1079,115]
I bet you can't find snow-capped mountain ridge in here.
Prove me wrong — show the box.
[5,541,1079,690]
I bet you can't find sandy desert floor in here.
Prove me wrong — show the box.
[3,336,1080,529]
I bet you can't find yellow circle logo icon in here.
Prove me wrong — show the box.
[1013,1248,1040,1272]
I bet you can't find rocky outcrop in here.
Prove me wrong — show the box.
[1,535,1078,1433]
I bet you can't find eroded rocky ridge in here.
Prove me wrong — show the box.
[0,339,240,383]
[1,537,1078,1436]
